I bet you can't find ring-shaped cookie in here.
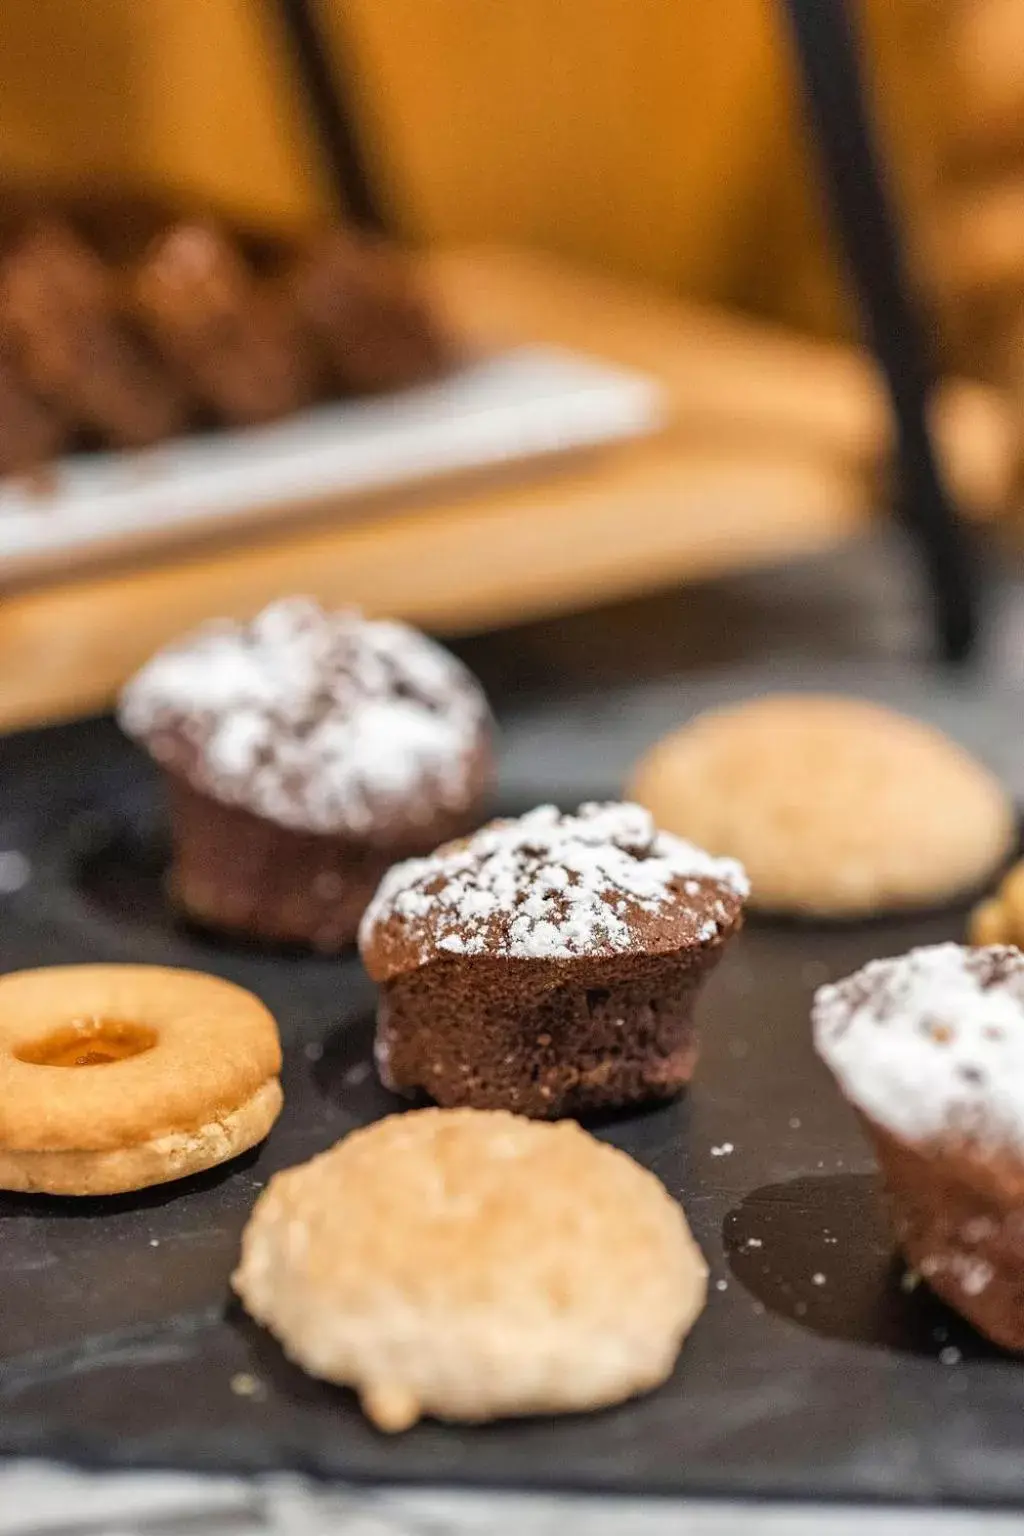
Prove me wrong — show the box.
[0,964,283,1195]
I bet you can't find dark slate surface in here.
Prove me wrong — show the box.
[3,539,1024,1504]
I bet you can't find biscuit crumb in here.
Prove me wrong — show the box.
[230,1372,265,1400]
[362,1382,422,1433]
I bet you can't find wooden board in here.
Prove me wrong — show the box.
[0,245,1013,734]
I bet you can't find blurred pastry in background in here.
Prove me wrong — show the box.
[233,1107,708,1431]
[628,696,1015,918]
[358,801,747,1117]
[118,597,492,952]
[0,221,187,448]
[814,943,1024,1351]
[0,206,455,473]
[291,228,455,394]
[132,222,316,426]
[0,343,66,477]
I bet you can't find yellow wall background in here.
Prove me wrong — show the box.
[0,0,943,339]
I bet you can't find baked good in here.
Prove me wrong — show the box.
[0,221,187,447]
[0,344,66,476]
[133,223,315,425]
[814,943,1024,1350]
[118,597,492,951]
[969,859,1024,946]
[0,211,453,470]
[291,229,453,394]
[628,695,1015,917]
[233,1107,707,1430]
[358,801,747,1116]
[0,964,282,1196]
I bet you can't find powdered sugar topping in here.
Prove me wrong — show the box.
[359,801,748,962]
[814,943,1024,1150]
[118,598,489,834]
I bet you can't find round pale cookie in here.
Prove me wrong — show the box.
[628,695,1015,917]
[0,965,283,1195]
[233,1107,707,1431]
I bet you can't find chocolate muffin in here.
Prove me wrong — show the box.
[291,229,453,395]
[358,802,748,1118]
[0,221,187,447]
[133,223,315,425]
[814,943,1024,1351]
[118,598,492,951]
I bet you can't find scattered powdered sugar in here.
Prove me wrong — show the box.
[814,944,1024,1150]
[359,802,748,961]
[920,1251,994,1297]
[118,598,489,834]
[0,851,30,893]
[959,1216,996,1243]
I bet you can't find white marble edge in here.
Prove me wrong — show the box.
[2,1464,1024,1536]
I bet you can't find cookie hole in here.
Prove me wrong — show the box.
[16,1017,158,1068]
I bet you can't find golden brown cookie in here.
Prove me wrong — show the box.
[233,1107,707,1431]
[969,860,1024,946]
[0,965,283,1195]
[628,695,1014,917]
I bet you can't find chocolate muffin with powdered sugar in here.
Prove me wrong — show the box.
[118,598,492,950]
[815,943,1024,1351]
[358,802,748,1117]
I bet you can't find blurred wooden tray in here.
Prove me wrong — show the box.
[0,244,1013,733]
[0,347,663,583]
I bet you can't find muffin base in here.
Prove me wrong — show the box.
[165,776,481,953]
[375,930,738,1119]
[867,1115,1024,1351]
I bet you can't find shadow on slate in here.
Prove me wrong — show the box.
[2,716,1024,1506]
[724,1173,1009,1360]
